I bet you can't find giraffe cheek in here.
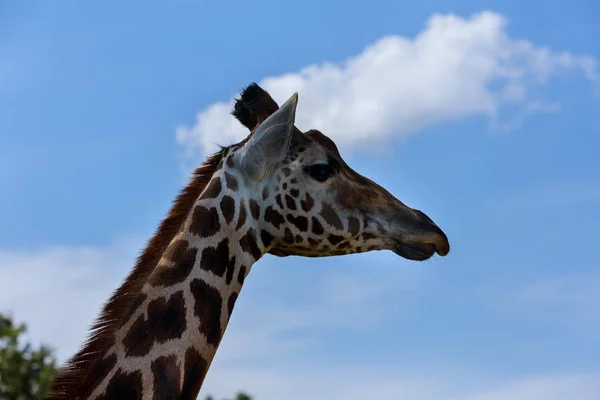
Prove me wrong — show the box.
[348,216,361,237]
[286,213,309,232]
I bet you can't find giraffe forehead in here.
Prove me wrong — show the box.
[287,141,329,165]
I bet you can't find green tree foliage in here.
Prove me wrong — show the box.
[233,393,252,400]
[0,313,57,400]
[204,391,253,400]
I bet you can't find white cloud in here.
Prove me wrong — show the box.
[0,237,142,361]
[176,11,598,157]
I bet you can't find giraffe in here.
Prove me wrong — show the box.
[45,83,450,400]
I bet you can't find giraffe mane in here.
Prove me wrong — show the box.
[47,82,282,399]
[45,150,226,400]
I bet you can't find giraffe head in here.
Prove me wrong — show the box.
[221,83,449,261]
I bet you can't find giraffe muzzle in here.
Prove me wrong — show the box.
[391,210,450,261]
[392,231,450,261]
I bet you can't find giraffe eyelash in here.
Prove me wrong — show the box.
[304,163,335,182]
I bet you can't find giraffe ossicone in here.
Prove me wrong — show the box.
[45,83,449,400]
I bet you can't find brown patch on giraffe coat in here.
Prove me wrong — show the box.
[260,230,274,248]
[264,206,284,229]
[224,172,238,191]
[362,232,376,241]
[179,347,209,400]
[123,291,187,357]
[164,239,191,263]
[190,206,220,238]
[285,195,297,210]
[307,237,320,246]
[311,217,324,235]
[148,239,198,287]
[275,194,284,209]
[124,293,148,320]
[348,217,360,237]
[334,172,381,210]
[97,369,143,400]
[240,229,262,260]
[227,292,239,316]
[262,186,269,200]
[320,203,343,230]
[220,195,236,224]
[249,199,260,219]
[200,238,229,277]
[328,235,345,245]
[282,167,291,177]
[290,188,300,198]
[189,279,222,346]
[283,228,294,244]
[151,355,181,400]
[235,200,247,231]
[287,214,309,232]
[200,177,221,199]
[225,256,236,285]
[301,193,314,212]
[226,155,234,168]
[237,266,247,285]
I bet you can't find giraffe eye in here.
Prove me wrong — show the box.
[305,163,335,182]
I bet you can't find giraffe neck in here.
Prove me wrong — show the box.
[85,173,265,400]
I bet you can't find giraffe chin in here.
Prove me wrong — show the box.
[393,242,437,261]
[268,248,292,257]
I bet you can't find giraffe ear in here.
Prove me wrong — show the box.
[234,92,299,181]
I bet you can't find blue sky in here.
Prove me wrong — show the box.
[1,1,599,399]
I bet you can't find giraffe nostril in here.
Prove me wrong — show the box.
[411,209,449,256]
[428,233,450,256]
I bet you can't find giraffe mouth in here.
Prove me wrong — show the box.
[393,241,437,261]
